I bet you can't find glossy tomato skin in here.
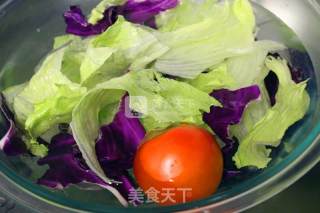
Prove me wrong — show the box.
[133,125,223,206]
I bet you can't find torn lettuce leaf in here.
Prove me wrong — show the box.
[70,97,145,205]
[53,34,75,49]
[25,85,86,137]
[88,0,126,25]
[157,0,255,33]
[60,37,91,83]
[13,48,70,126]
[156,0,220,32]
[154,0,255,79]
[230,83,271,142]
[81,16,168,86]
[203,85,260,154]
[2,83,27,112]
[80,46,115,83]
[233,56,310,169]
[232,0,255,32]
[13,45,86,140]
[227,40,286,89]
[71,69,217,183]
[25,138,48,157]
[71,89,125,184]
[187,63,236,93]
[96,70,220,131]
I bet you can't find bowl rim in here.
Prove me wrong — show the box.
[0,123,319,213]
[0,0,320,212]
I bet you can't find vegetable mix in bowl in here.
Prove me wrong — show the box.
[0,0,310,207]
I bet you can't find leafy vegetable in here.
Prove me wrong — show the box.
[187,63,236,93]
[230,83,272,141]
[88,0,126,25]
[59,36,91,83]
[156,0,220,32]
[95,97,146,178]
[25,138,48,158]
[227,41,286,89]
[121,0,179,25]
[25,85,86,137]
[233,57,310,169]
[232,0,255,31]
[72,69,218,183]
[71,89,125,184]
[81,16,168,87]
[64,0,178,36]
[64,5,118,36]
[0,0,312,205]
[2,83,27,112]
[154,0,255,79]
[0,94,26,156]
[37,133,128,206]
[203,86,260,153]
[13,47,85,139]
[96,70,220,131]
[13,48,69,125]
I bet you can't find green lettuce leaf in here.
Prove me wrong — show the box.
[97,70,220,131]
[71,69,219,182]
[25,84,86,137]
[60,37,91,83]
[53,35,75,49]
[187,63,236,93]
[81,16,168,87]
[154,0,255,79]
[25,138,48,158]
[88,0,126,25]
[12,45,86,140]
[233,56,310,169]
[230,82,271,141]
[156,0,219,32]
[232,0,255,32]
[3,83,27,112]
[13,48,69,126]
[71,89,125,184]
[227,40,286,89]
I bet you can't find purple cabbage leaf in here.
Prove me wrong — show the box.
[203,85,261,154]
[64,0,179,36]
[38,97,145,206]
[121,0,179,25]
[64,5,118,36]
[37,133,130,206]
[0,94,26,156]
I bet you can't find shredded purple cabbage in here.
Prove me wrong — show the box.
[0,94,26,156]
[38,98,145,204]
[63,0,179,36]
[37,133,139,205]
[37,133,106,188]
[95,97,145,201]
[203,86,261,154]
[121,0,179,24]
[64,6,118,36]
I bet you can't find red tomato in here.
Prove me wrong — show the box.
[133,124,223,206]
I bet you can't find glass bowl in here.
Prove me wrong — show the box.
[0,0,319,212]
